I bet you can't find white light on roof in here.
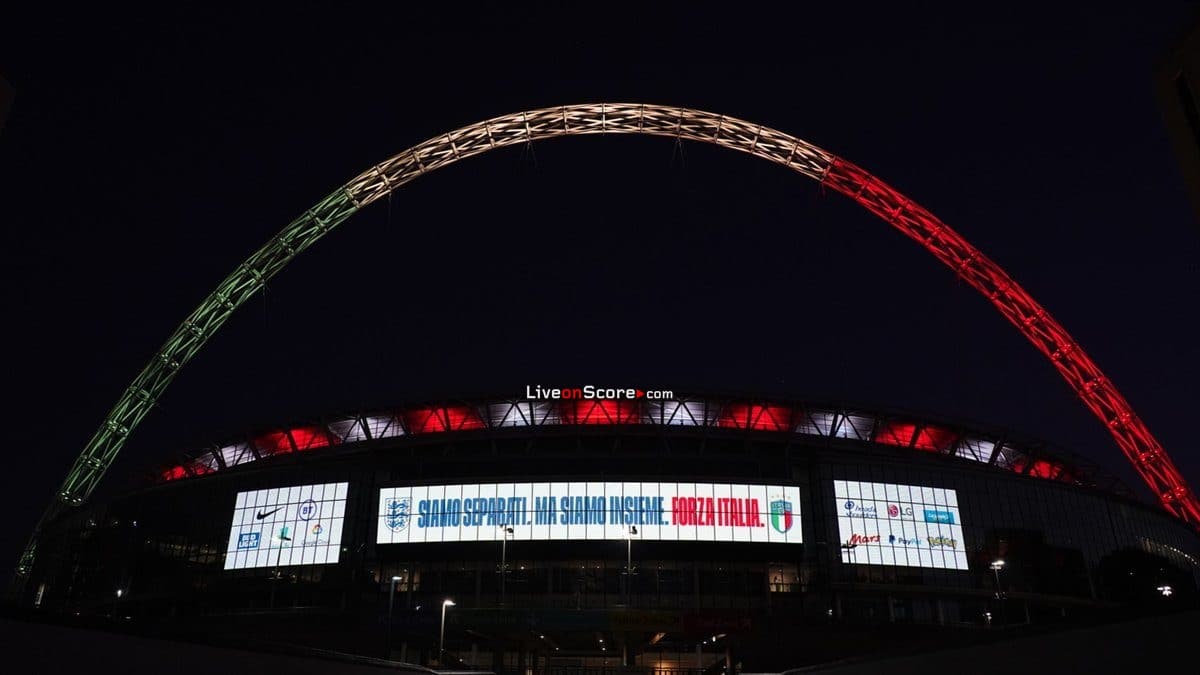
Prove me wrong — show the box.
[833,414,875,440]
[329,418,367,443]
[489,403,530,428]
[956,438,996,464]
[363,414,403,439]
[656,401,703,426]
[796,410,835,436]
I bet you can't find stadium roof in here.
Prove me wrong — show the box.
[155,394,1134,499]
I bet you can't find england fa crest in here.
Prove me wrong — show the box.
[385,497,411,532]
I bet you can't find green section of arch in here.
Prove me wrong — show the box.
[15,188,360,575]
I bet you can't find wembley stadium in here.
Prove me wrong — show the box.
[8,104,1200,671]
[18,394,1200,671]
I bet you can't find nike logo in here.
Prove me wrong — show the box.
[255,507,283,520]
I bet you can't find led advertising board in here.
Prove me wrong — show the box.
[224,482,348,570]
[377,482,802,544]
[833,480,968,570]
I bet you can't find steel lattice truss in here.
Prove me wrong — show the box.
[15,103,1199,577]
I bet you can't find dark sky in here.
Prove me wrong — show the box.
[2,4,1199,570]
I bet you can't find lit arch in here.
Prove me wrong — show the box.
[16,103,1198,574]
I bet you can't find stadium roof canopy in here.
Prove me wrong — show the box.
[156,394,1133,499]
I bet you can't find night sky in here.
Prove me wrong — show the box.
[2,5,1199,570]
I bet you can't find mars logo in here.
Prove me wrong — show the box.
[385,497,412,532]
[769,498,794,533]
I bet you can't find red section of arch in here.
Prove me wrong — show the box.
[821,157,1200,525]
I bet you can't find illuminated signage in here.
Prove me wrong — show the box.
[377,482,802,544]
[834,480,967,570]
[224,482,348,570]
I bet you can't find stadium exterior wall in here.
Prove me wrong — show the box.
[20,404,1200,668]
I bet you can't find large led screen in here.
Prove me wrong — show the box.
[377,482,802,544]
[833,480,968,570]
[224,482,348,570]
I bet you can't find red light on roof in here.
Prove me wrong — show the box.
[288,426,333,451]
[405,406,486,434]
[187,461,215,476]
[445,406,486,431]
[875,423,915,447]
[161,465,187,482]
[914,426,957,452]
[717,405,791,431]
[1026,459,1062,480]
[563,400,640,424]
[875,422,957,452]
[254,431,293,456]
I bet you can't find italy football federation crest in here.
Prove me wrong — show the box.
[770,499,794,533]
[385,497,411,532]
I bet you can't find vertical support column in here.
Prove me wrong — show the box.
[401,562,413,663]
[406,563,414,608]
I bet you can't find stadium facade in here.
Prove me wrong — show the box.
[21,394,1200,671]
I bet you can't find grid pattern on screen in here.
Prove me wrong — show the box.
[224,482,348,570]
[833,480,968,570]
[376,481,802,544]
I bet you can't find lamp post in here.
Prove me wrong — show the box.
[439,598,456,664]
[387,575,402,657]
[624,526,638,605]
[268,526,292,609]
[990,559,1007,626]
[990,559,1005,599]
[499,525,514,606]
